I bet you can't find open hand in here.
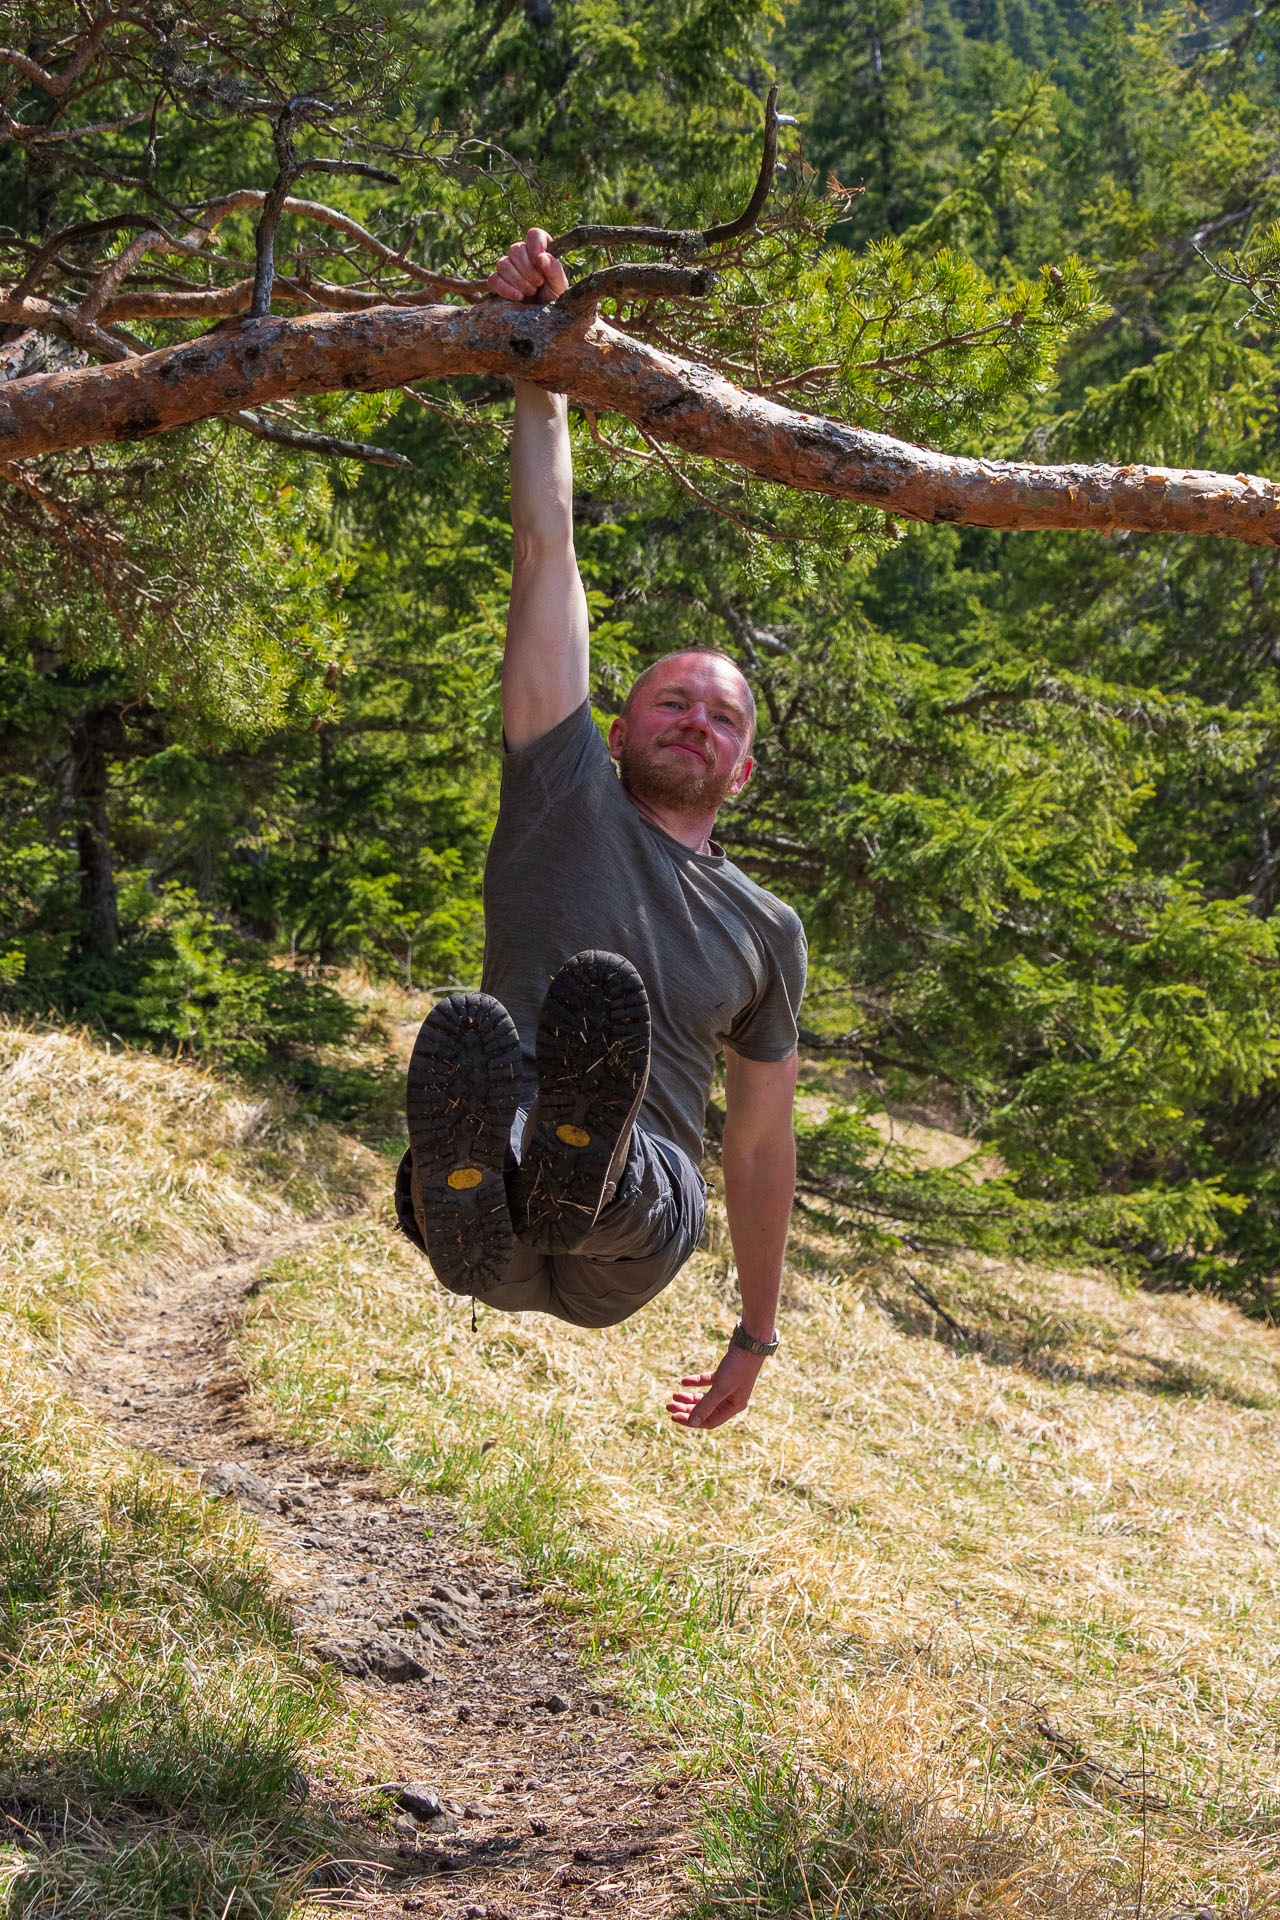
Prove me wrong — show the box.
[487,227,568,306]
[667,1341,765,1432]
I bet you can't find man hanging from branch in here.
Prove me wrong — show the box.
[394,230,807,1434]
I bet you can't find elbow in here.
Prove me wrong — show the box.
[722,1130,796,1173]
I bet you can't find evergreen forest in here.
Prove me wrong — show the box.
[5,0,1280,1308]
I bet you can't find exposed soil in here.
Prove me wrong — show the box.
[62,1229,707,1919]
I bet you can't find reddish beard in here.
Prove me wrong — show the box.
[616,733,739,813]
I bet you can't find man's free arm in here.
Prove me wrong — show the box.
[488,230,589,750]
[666,1046,799,1432]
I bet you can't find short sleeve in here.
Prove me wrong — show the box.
[500,700,612,822]
[725,911,808,1062]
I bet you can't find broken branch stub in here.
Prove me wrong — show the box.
[0,299,1276,545]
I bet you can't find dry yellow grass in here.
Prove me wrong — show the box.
[240,1202,1280,1914]
[0,1018,377,1349]
[0,1022,376,1918]
[3,1016,1277,1914]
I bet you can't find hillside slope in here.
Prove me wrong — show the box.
[2,1019,1278,1917]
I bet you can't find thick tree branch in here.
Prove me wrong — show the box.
[0,300,1278,544]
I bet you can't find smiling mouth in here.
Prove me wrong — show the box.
[661,741,709,764]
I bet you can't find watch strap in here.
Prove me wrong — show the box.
[730,1319,780,1358]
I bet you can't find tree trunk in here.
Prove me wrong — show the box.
[69,705,119,961]
[1,299,1278,544]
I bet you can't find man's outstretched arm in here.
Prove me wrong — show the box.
[488,230,590,751]
[667,1047,798,1432]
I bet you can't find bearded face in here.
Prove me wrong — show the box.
[608,653,756,825]
[615,728,744,814]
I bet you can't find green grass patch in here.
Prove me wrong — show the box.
[0,1363,362,1919]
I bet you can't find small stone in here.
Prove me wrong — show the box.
[463,1805,483,1820]
[394,1814,419,1840]
[545,1691,571,1715]
[315,1639,370,1679]
[397,1783,444,1821]
[431,1582,478,1609]
[530,1818,549,1836]
[525,1777,543,1793]
[456,1704,474,1723]
[200,1462,275,1508]
[588,1701,603,1717]
[364,1636,430,1684]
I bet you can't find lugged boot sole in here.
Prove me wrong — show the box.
[512,951,650,1254]
[404,992,521,1294]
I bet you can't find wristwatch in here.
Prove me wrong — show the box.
[730,1320,780,1358]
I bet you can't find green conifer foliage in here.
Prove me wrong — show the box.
[4,0,1280,1300]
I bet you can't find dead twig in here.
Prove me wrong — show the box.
[550,86,785,261]
[229,408,412,469]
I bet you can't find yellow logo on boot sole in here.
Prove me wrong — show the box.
[556,1124,592,1147]
[447,1168,483,1190]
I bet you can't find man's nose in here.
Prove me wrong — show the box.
[677,705,712,734]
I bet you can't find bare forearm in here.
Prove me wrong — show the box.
[511,381,573,553]
[721,1136,796,1342]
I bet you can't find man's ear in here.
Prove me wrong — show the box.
[607,714,627,760]
[729,754,754,798]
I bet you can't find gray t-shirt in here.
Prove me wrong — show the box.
[481,701,808,1163]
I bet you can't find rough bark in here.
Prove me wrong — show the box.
[1,296,1278,543]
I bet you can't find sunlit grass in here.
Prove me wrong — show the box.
[0,1017,376,1347]
[0,1019,379,1919]
[3,1014,1278,1915]
[240,1199,1280,1915]
[0,1358,363,1920]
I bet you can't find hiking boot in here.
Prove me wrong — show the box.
[511,950,650,1254]
[402,992,522,1294]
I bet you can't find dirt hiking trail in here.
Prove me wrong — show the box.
[60,1227,706,1919]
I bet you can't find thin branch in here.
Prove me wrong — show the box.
[292,157,401,186]
[0,293,132,362]
[0,108,151,143]
[551,84,784,259]
[0,13,116,98]
[554,264,719,320]
[6,215,165,306]
[229,408,413,468]
[251,107,301,319]
[187,190,484,298]
[80,229,158,324]
[703,85,783,245]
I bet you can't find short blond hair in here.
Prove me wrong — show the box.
[620,648,756,744]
